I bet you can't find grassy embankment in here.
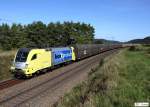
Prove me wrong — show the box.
[0,50,16,81]
[55,46,150,107]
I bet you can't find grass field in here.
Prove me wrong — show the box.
[0,50,16,81]
[56,46,150,107]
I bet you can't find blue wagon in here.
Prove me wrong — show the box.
[51,47,72,65]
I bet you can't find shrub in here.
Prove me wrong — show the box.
[128,46,143,51]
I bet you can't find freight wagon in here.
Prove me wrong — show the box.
[73,44,102,60]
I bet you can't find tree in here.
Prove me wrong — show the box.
[0,23,11,50]
[10,23,27,48]
[0,21,95,50]
[25,21,47,48]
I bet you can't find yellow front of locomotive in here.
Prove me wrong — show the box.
[11,48,31,77]
[11,48,52,78]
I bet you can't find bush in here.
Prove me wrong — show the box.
[0,50,16,80]
[147,48,150,54]
[128,46,142,51]
[142,44,150,47]
[128,46,136,51]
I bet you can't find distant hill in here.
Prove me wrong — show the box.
[93,39,121,44]
[128,36,150,44]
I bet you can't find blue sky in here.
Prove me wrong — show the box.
[0,0,150,42]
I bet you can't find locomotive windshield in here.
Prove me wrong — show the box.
[15,49,30,62]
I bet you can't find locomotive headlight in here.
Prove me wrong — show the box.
[25,64,29,69]
[10,61,15,70]
[11,62,15,69]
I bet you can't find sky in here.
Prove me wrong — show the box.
[0,0,150,42]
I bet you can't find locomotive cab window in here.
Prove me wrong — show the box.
[15,50,29,62]
[31,54,37,60]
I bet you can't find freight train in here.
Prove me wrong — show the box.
[10,44,122,78]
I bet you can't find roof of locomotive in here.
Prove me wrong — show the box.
[18,48,31,52]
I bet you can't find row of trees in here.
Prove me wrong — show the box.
[0,21,95,50]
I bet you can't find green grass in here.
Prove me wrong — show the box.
[0,50,16,80]
[55,47,150,107]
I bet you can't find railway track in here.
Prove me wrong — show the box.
[0,79,24,91]
[0,48,120,91]
[0,49,120,107]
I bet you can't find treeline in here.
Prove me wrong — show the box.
[0,21,95,50]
